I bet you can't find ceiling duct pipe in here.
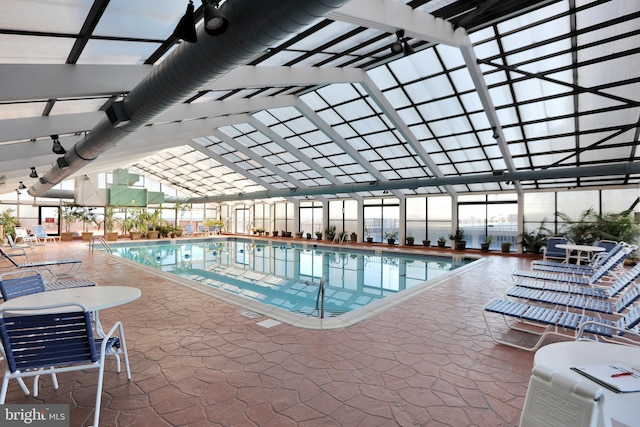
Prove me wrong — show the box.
[187,161,640,203]
[28,0,350,197]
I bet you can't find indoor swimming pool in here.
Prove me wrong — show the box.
[104,238,480,326]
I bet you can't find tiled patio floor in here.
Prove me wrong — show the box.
[1,239,541,426]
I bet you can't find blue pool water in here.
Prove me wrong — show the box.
[107,238,476,318]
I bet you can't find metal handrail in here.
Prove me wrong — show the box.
[89,236,112,253]
[315,276,326,319]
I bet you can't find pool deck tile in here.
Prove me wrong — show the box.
[0,238,549,426]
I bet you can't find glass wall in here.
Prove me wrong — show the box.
[299,201,322,236]
[427,197,452,244]
[253,203,270,232]
[363,198,399,243]
[273,202,294,233]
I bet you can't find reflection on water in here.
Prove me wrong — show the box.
[111,240,474,318]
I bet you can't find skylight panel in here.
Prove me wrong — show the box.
[316,83,361,104]
[335,100,373,122]
[0,35,74,64]
[0,1,91,33]
[93,0,185,39]
[77,40,159,65]
[0,101,48,120]
[349,116,388,135]
[49,98,108,115]
[405,75,454,103]
[384,88,412,109]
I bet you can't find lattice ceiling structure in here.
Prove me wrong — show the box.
[0,0,638,203]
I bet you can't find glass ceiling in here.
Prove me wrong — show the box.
[0,0,638,202]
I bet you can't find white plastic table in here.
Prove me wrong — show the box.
[556,243,605,264]
[534,341,640,427]
[0,286,141,336]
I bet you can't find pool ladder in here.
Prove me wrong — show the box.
[307,276,327,319]
[89,236,112,253]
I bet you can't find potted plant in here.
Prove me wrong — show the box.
[295,230,304,239]
[315,231,322,240]
[520,221,550,253]
[104,206,120,241]
[437,236,446,247]
[61,205,82,241]
[384,230,398,245]
[449,228,466,250]
[122,209,145,240]
[350,232,357,242]
[481,236,493,252]
[364,227,373,243]
[501,241,512,253]
[422,239,430,247]
[326,225,336,241]
[406,235,414,246]
[146,210,164,239]
[0,208,20,242]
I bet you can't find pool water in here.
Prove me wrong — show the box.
[107,238,476,319]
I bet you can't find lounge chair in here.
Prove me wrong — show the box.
[0,269,96,301]
[540,236,569,262]
[513,262,640,302]
[6,234,45,258]
[482,297,640,351]
[184,224,203,237]
[0,246,83,278]
[512,245,634,285]
[506,283,640,316]
[31,224,61,243]
[14,227,37,245]
[0,302,131,427]
[530,242,623,272]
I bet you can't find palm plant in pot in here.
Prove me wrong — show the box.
[0,208,20,242]
[104,206,121,241]
[61,205,81,241]
[79,208,100,241]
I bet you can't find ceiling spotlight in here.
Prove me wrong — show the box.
[390,30,414,57]
[56,157,69,169]
[29,167,38,178]
[18,181,26,190]
[173,0,197,43]
[203,0,228,36]
[51,135,66,155]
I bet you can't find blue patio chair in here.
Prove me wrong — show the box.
[0,269,96,301]
[184,224,203,237]
[31,224,61,243]
[0,302,131,427]
[0,246,83,278]
[540,236,569,262]
[531,242,623,273]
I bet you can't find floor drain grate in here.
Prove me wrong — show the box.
[238,309,260,319]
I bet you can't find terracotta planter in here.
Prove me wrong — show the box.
[130,232,141,240]
[81,232,93,241]
[147,230,160,239]
[60,232,74,242]
[106,232,119,241]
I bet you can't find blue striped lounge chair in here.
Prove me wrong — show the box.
[482,297,640,351]
[512,245,634,285]
[530,242,623,273]
[540,236,569,262]
[513,262,640,300]
[0,247,83,279]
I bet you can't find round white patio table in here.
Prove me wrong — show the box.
[556,243,605,264]
[0,286,141,336]
[534,341,640,427]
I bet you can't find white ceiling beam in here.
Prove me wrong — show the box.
[0,65,153,102]
[0,64,364,102]
[329,0,468,48]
